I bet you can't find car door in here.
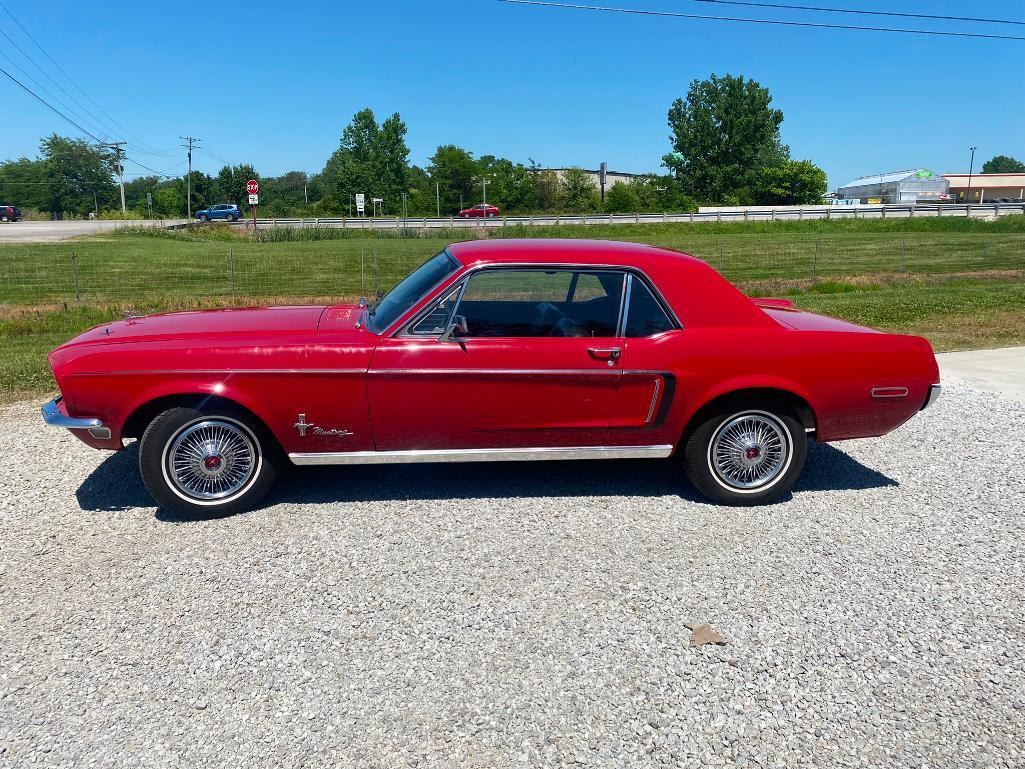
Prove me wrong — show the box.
[605,273,684,448]
[367,267,627,451]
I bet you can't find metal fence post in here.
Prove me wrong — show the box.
[813,241,819,280]
[899,240,905,273]
[718,240,724,273]
[71,252,81,302]
[229,247,236,300]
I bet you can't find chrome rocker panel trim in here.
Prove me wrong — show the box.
[289,444,674,466]
[41,397,110,440]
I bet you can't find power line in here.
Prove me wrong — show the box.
[0,47,110,141]
[0,0,175,155]
[124,157,184,178]
[0,64,107,143]
[691,0,1025,27]
[0,26,117,140]
[495,0,1025,40]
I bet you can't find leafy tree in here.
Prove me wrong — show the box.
[981,155,1025,174]
[560,167,599,212]
[531,168,562,212]
[319,108,410,214]
[753,159,827,205]
[663,74,787,204]
[214,164,257,208]
[260,171,311,215]
[0,157,48,211]
[123,175,160,215]
[40,135,117,216]
[603,181,639,213]
[428,145,478,213]
[478,155,537,213]
[377,113,410,209]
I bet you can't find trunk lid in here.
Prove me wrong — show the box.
[753,298,881,334]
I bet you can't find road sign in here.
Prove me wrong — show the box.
[248,194,259,205]
[355,193,366,215]
[247,179,260,195]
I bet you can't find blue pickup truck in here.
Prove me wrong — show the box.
[195,204,240,222]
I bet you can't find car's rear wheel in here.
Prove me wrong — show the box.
[139,406,279,518]
[1,216,9,222]
[226,214,236,222]
[683,405,806,506]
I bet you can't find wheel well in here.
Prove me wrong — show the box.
[121,393,276,445]
[683,388,816,441]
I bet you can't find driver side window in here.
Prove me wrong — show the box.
[445,269,624,338]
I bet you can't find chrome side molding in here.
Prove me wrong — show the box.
[289,444,674,466]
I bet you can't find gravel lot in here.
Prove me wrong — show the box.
[1,383,1022,768]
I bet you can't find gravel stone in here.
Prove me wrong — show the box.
[1,383,1023,767]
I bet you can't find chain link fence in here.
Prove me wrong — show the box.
[2,232,1023,307]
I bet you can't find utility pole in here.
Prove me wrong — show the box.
[180,136,200,219]
[103,142,127,217]
[966,146,978,204]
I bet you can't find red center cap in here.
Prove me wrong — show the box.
[204,455,223,470]
[745,447,761,460]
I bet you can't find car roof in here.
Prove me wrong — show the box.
[448,238,702,269]
[445,239,773,329]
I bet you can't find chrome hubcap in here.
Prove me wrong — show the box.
[166,419,257,500]
[710,413,789,490]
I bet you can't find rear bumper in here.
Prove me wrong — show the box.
[41,396,111,439]
[921,383,942,410]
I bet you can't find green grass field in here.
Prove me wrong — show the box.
[2,217,1024,402]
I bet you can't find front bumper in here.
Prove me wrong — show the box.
[41,396,111,439]
[921,383,942,411]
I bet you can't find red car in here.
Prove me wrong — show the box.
[43,239,940,517]
[458,203,499,218]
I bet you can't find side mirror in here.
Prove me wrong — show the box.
[438,315,468,343]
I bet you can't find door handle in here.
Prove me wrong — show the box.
[588,347,621,366]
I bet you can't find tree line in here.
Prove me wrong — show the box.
[4,73,1017,220]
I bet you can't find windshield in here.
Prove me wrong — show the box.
[368,249,460,332]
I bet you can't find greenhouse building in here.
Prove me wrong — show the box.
[836,169,950,204]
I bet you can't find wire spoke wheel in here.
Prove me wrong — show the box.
[164,419,259,501]
[709,412,790,491]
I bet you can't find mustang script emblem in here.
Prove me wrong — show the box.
[293,413,353,439]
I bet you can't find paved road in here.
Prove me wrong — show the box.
[3,204,1022,240]
[0,219,187,243]
[937,345,1025,405]
[242,203,1025,230]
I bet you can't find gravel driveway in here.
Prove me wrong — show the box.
[1,384,1022,768]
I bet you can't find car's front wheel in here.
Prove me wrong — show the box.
[198,214,208,222]
[1,216,9,222]
[139,406,279,518]
[683,405,806,506]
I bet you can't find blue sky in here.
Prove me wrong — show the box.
[2,0,1023,189]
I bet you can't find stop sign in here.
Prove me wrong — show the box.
[247,179,259,195]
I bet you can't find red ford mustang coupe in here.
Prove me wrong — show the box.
[43,239,940,517]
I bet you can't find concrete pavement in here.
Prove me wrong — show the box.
[937,346,1025,405]
[0,220,187,243]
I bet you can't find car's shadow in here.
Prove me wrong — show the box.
[75,441,898,520]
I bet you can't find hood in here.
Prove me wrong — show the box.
[60,305,329,348]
